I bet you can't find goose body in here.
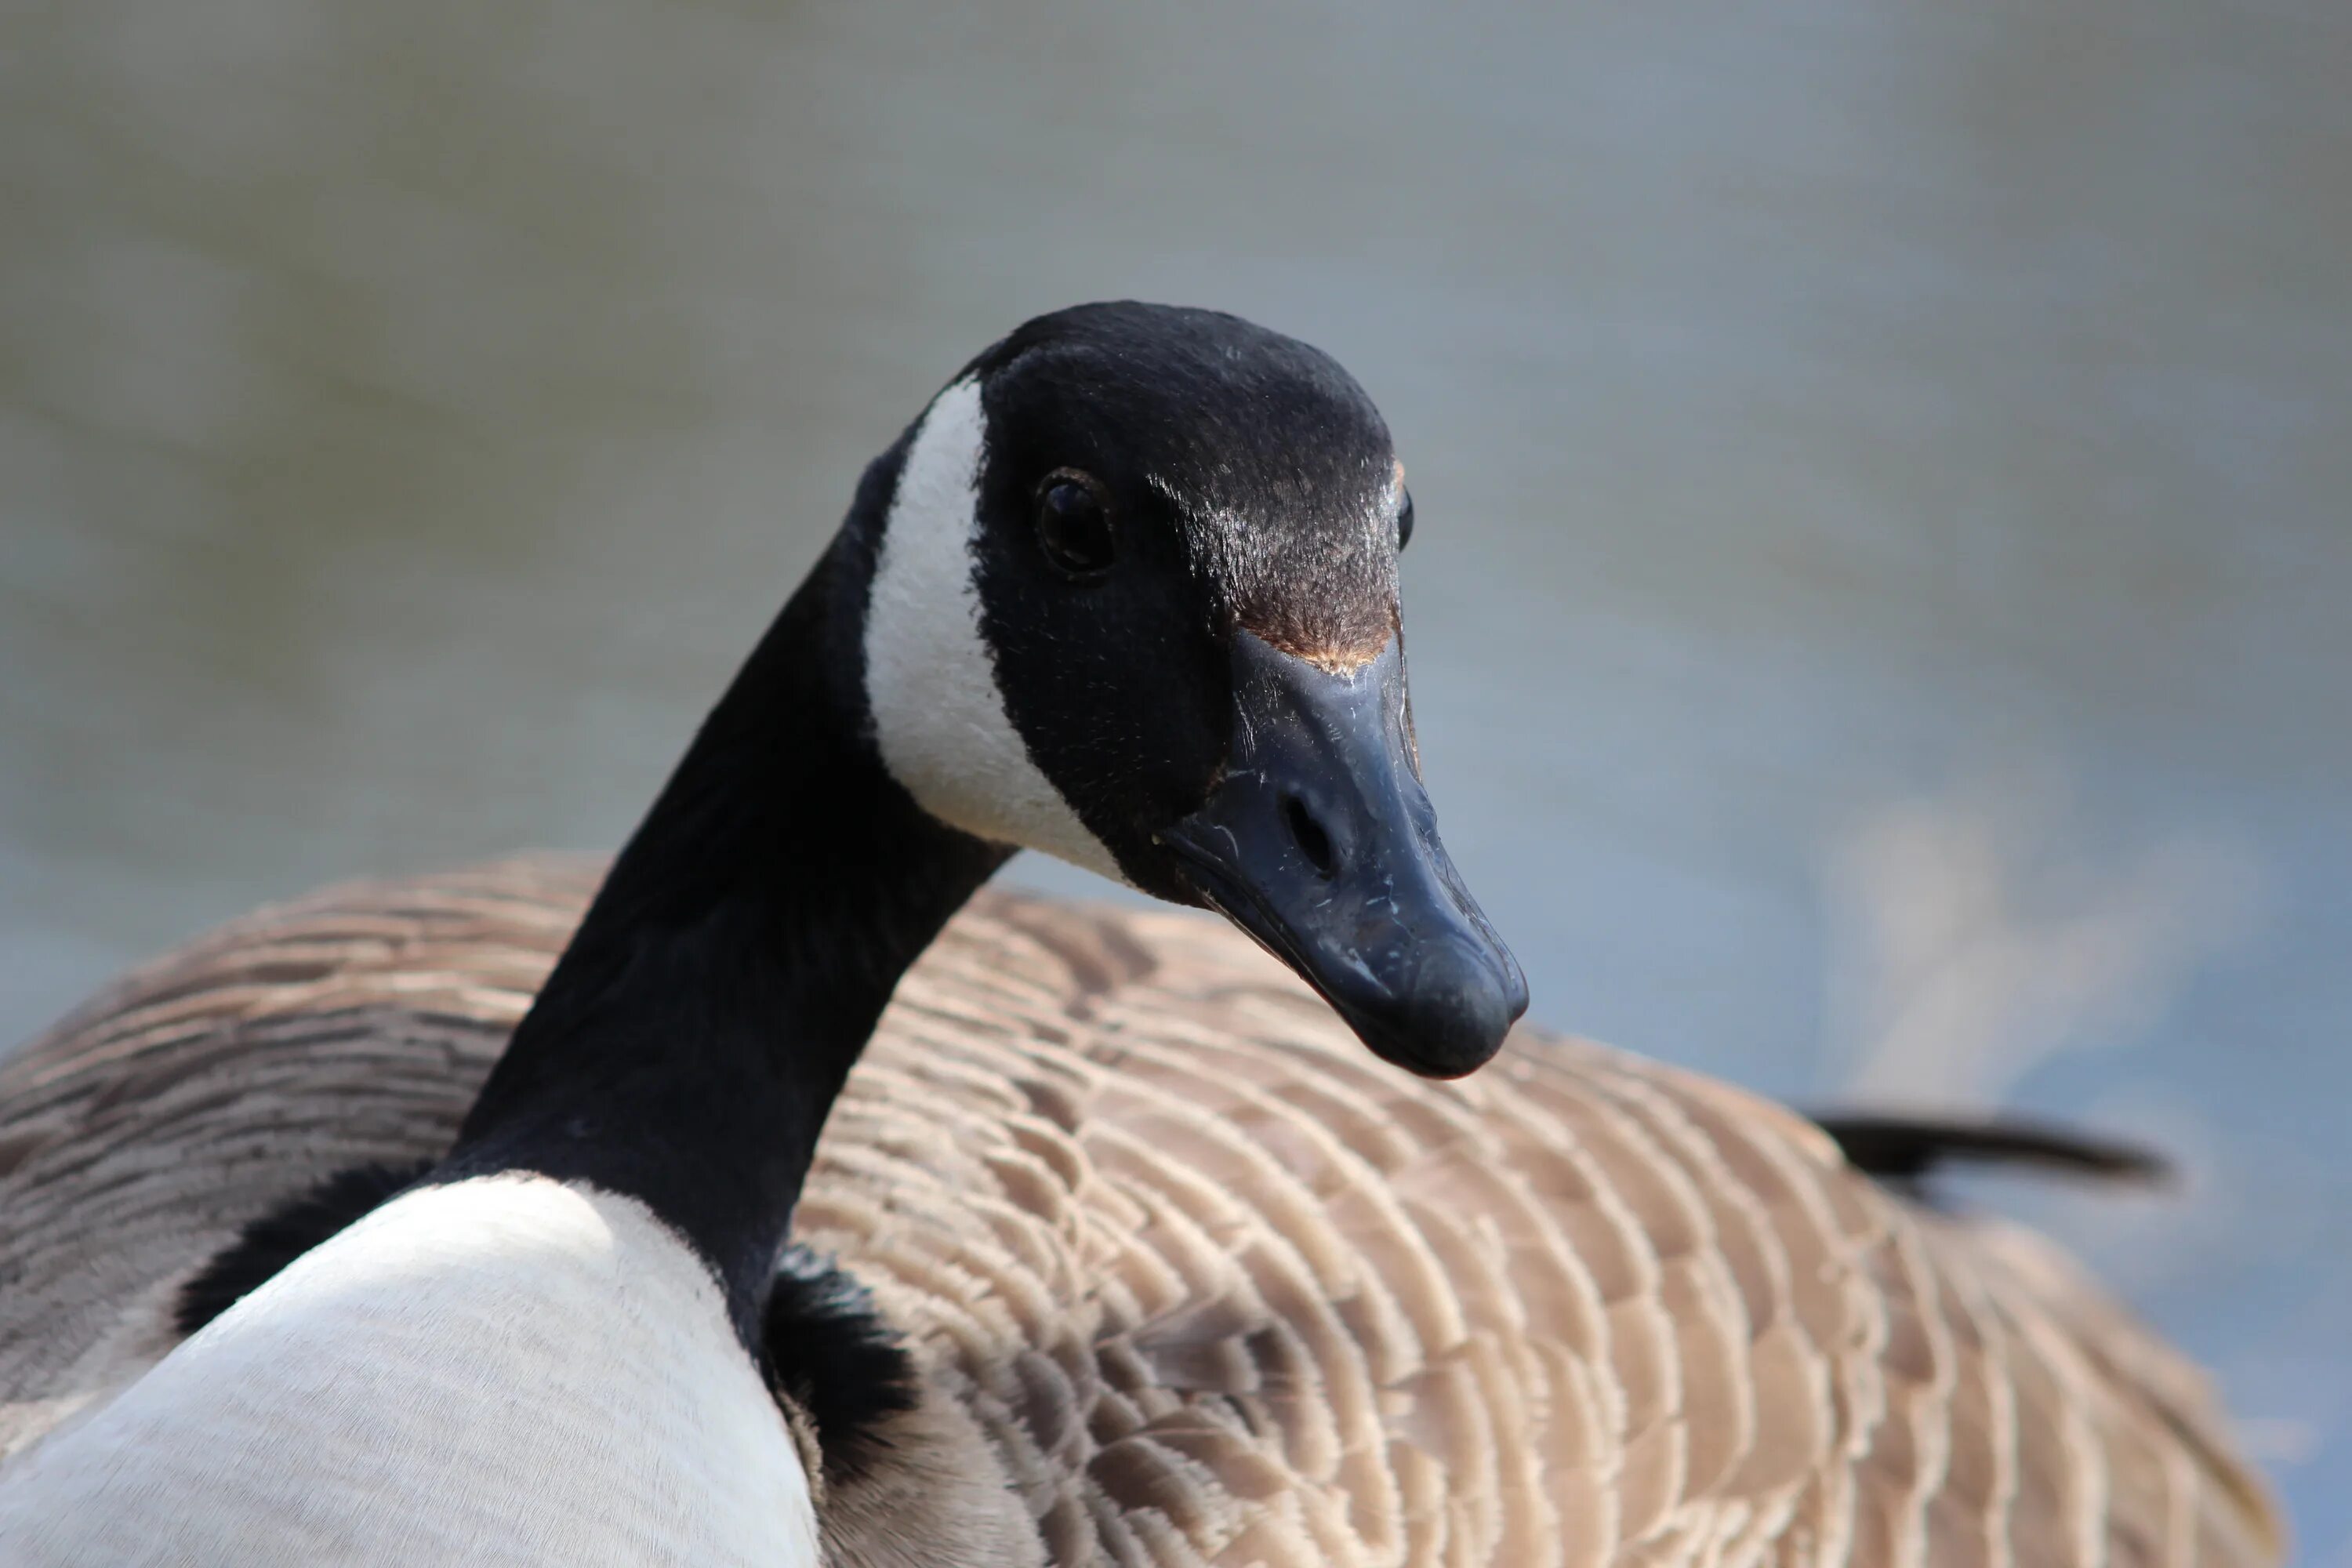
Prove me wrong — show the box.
[0,863,2281,1566]
[0,302,2283,1565]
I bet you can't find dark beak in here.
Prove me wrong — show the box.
[1162,629,1529,1079]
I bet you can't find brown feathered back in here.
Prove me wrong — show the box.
[0,858,2284,1567]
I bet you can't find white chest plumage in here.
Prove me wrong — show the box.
[0,1175,819,1568]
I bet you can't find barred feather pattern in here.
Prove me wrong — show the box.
[0,857,2283,1568]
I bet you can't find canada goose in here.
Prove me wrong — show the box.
[0,305,2282,1565]
[0,300,1527,1564]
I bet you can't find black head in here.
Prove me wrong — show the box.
[859,302,1525,1077]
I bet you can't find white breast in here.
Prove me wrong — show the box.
[0,1175,819,1568]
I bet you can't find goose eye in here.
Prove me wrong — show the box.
[1033,470,1116,577]
[1396,489,1415,553]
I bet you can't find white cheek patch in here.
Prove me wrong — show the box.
[862,377,1128,884]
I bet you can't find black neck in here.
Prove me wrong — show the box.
[448,486,1008,1349]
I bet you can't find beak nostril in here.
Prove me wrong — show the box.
[1281,794,1338,880]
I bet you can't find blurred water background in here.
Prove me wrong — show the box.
[3,0,2347,1549]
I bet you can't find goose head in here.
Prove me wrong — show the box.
[857,302,1526,1077]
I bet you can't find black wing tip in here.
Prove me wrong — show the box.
[1817,1110,2174,1191]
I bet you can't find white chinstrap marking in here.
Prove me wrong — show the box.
[862,377,1127,884]
[0,1176,820,1568]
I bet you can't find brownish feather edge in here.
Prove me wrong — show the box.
[0,856,2288,1567]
